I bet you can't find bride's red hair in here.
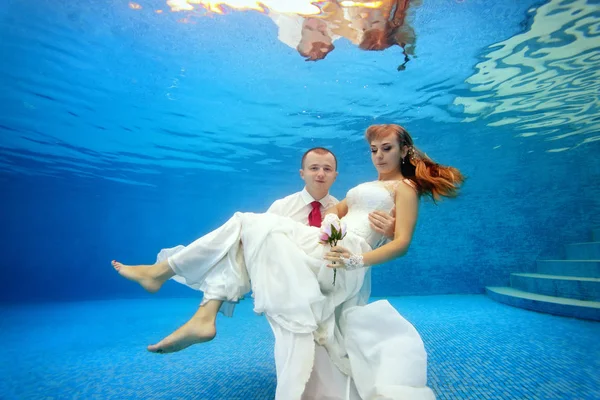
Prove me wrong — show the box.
[365,124,464,201]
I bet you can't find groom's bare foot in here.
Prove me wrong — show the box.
[147,317,216,354]
[112,260,162,293]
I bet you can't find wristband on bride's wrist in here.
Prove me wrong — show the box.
[340,254,365,270]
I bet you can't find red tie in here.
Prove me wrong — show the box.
[308,201,322,227]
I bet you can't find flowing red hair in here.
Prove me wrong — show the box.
[365,124,464,201]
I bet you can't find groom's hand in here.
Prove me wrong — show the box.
[369,209,396,239]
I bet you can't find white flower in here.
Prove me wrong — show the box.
[323,214,341,231]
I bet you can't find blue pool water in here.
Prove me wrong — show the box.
[1,0,599,398]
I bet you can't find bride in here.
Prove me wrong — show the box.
[112,123,463,399]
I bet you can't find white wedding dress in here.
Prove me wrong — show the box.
[158,180,435,400]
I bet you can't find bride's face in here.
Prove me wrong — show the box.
[370,133,404,174]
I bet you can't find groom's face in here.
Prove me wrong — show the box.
[300,152,338,195]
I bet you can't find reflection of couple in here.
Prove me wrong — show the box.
[270,0,418,62]
[113,123,463,399]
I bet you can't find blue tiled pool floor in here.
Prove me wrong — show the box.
[1,295,598,399]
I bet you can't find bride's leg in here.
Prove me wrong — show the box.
[112,259,175,293]
[147,299,222,354]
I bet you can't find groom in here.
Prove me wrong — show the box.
[143,147,395,398]
[266,147,395,400]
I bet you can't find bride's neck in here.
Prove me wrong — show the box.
[378,172,404,181]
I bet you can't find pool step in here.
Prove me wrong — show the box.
[565,242,600,260]
[536,260,600,278]
[487,227,600,320]
[486,286,600,321]
[510,273,600,301]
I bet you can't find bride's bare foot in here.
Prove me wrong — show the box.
[147,316,217,354]
[112,260,163,293]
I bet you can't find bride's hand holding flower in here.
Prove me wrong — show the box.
[325,246,351,268]
[318,214,348,285]
[325,246,365,271]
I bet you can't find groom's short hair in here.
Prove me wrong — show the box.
[301,147,338,171]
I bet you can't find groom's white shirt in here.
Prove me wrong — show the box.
[266,189,361,400]
[266,188,339,225]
